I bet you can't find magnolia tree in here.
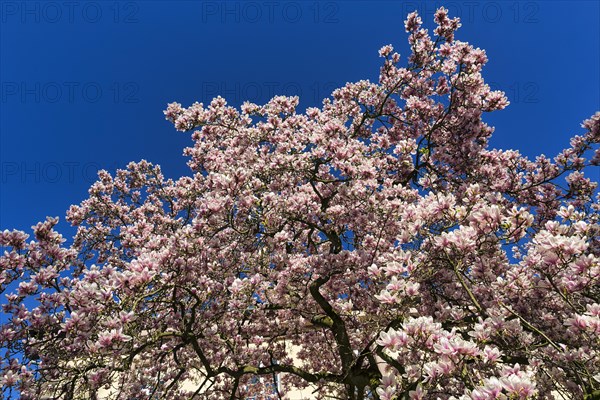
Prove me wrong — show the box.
[2,8,599,400]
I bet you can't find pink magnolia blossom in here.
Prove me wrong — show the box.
[2,7,599,400]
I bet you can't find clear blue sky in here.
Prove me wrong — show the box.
[1,0,599,238]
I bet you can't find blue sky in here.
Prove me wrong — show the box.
[1,0,599,239]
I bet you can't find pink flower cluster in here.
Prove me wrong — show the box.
[2,6,599,400]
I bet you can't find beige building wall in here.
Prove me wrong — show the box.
[92,340,325,399]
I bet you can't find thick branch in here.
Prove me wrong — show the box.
[309,275,355,373]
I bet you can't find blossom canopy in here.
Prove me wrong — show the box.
[2,7,599,400]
